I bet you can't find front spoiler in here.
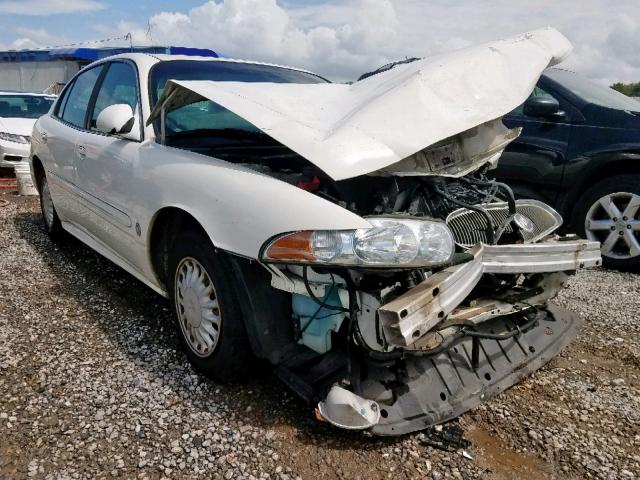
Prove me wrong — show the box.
[379,238,600,346]
[363,303,578,435]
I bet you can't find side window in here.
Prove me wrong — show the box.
[511,86,557,116]
[60,66,103,128]
[89,62,139,130]
[54,81,74,117]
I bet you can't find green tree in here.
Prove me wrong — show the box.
[611,82,640,97]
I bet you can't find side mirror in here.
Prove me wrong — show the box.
[523,95,560,118]
[96,104,135,136]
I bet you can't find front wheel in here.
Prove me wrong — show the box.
[167,231,255,382]
[574,174,640,272]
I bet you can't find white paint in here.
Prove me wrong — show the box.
[94,103,140,141]
[14,162,38,196]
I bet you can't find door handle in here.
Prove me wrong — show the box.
[76,145,86,160]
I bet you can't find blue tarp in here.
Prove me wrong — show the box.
[48,47,115,61]
[0,46,219,63]
[168,47,219,58]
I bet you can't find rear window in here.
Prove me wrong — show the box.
[546,69,640,111]
[0,95,55,119]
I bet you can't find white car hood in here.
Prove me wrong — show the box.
[0,117,36,137]
[149,27,572,181]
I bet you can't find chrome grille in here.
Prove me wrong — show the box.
[446,200,562,248]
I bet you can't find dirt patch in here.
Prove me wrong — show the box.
[468,426,558,480]
[0,190,638,479]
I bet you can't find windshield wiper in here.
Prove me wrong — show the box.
[165,128,275,143]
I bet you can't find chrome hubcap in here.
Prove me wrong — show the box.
[41,179,55,228]
[585,192,640,260]
[174,257,221,358]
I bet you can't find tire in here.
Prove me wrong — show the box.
[39,174,64,240]
[167,230,255,382]
[574,174,640,272]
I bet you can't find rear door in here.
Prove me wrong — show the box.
[492,83,574,206]
[39,64,105,224]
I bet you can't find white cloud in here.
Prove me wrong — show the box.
[0,0,104,15]
[13,27,67,46]
[14,0,640,85]
[0,27,68,50]
[105,0,401,80]
[99,0,640,85]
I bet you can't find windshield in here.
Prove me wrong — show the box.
[0,95,55,119]
[150,60,328,140]
[546,69,640,111]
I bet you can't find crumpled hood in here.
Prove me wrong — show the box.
[0,117,36,137]
[149,27,572,181]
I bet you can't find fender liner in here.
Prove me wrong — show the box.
[228,255,294,364]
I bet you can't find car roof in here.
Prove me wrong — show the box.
[0,91,55,97]
[543,67,577,78]
[103,52,321,77]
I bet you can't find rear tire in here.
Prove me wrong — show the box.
[167,230,255,382]
[574,174,640,272]
[39,174,63,240]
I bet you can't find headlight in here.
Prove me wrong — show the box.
[0,132,29,144]
[262,218,455,268]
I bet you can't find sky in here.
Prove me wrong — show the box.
[0,0,638,85]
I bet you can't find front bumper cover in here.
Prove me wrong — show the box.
[364,303,579,435]
[0,141,30,168]
[379,238,600,346]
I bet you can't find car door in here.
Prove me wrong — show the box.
[73,60,144,269]
[39,64,104,224]
[492,82,574,206]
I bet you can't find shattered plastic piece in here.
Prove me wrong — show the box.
[317,385,380,430]
[462,450,474,460]
[420,422,471,451]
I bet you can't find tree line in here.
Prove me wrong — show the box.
[611,82,640,97]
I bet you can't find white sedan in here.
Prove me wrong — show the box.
[31,27,601,435]
[0,91,55,168]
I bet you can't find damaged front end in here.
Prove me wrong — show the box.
[260,172,600,435]
[149,28,599,434]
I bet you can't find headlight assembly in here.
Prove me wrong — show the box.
[0,132,29,144]
[262,217,455,268]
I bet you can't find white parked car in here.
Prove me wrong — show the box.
[31,28,601,435]
[0,91,55,168]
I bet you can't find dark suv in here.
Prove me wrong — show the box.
[492,68,640,271]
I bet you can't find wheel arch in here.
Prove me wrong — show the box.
[147,205,293,362]
[147,206,213,290]
[564,153,640,228]
[31,155,45,193]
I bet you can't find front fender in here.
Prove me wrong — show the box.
[138,142,371,259]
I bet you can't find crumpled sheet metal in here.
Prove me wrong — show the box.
[150,27,572,181]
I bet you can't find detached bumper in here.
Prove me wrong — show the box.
[365,303,578,436]
[379,238,600,346]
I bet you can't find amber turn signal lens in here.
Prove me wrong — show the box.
[265,231,316,261]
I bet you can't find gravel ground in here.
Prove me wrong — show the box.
[0,190,639,480]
